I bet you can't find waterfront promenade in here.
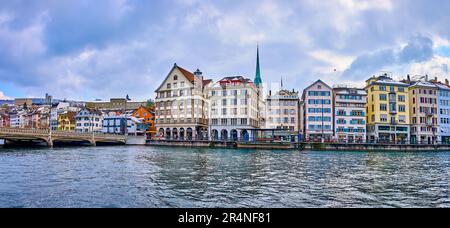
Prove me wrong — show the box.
[2,127,450,151]
[148,139,450,152]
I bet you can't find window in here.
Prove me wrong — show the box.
[379,86,386,91]
[174,75,178,80]
[167,83,171,89]
[398,95,405,102]
[399,105,406,112]
[180,82,185,87]
[380,94,387,101]
[380,114,388,122]
[380,104,387,111]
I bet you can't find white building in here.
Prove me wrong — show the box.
[50,102,79,131]
[208,76,262,141]
[302,80,334,142]
[266,89,301,132]
[75,108,103,133]
[10,110,26,128]
[333,87,367,143]
[155,64,212,140]
[102,115,144,136]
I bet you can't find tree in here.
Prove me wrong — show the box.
[146,99,155,109]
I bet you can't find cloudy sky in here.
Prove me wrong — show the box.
[1,0,450,101]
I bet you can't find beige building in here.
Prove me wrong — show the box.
[86,98,146,111]
[15,98,33,108]
[408,81,439,144]
[155,64,212,140]
[266,89,300,132]
[207,76,262,141]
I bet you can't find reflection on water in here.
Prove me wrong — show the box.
[0,146,449,208]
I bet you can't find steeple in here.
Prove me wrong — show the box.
[254,45,262,87]
[280,76,284,90]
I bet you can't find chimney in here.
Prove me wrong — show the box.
[407,74,411,82]
[434,77,438,82]
[269,90,272,96]
[425,74,429,81]
[446,79,449,86]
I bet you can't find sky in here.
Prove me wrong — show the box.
[1,0,450,101]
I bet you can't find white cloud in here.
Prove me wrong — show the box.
[0,91,10,100]
[338,0,393,12]
[309,50,354,72]
[397,55,450,80]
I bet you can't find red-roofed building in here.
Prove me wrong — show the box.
[154,64,212,140]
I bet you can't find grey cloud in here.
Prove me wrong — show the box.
[343,35,435,80]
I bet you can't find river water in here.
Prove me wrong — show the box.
[0,146,449,208]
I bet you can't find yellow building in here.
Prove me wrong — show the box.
[365,74,410,143]
[57,111,76,131]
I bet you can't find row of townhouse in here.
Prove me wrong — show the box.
[302,74,450,144]
[0,100,156,137]
[153,59,450,145]
[154,48,266,141]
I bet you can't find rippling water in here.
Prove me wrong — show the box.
[0,146,449,208]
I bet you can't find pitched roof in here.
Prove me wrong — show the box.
[203,79,213,86]
[176,66,195,82]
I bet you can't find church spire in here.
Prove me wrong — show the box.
[254,45,262,87]
[281,76,284,90]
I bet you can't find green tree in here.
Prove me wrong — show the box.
[146,99,155,109]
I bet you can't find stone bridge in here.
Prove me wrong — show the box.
[0,127,127,147]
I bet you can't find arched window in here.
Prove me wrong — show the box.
[174,75,178,80]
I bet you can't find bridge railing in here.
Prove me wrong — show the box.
[0,127,49,134]
[0,127,126,140]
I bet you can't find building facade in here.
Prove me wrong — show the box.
[0,114,10,127]
[208,76,261,141]
[102,116,144,136]
[408,81,439,144]
[436,80,450,144]
[10,111,26,128]
[132,106,156,138]
[155,64,211,140]
[86,98,147,112]
[75,108,103,133]
[57,111,76,131]
[366,74,410,143]
[266,89,300,132]
[333,87,367,143]
[302,80,334,142]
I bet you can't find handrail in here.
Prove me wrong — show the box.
[0,127,126,139]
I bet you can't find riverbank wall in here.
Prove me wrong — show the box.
[147,140,450,152]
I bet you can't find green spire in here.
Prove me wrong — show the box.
[254,45,262,87]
